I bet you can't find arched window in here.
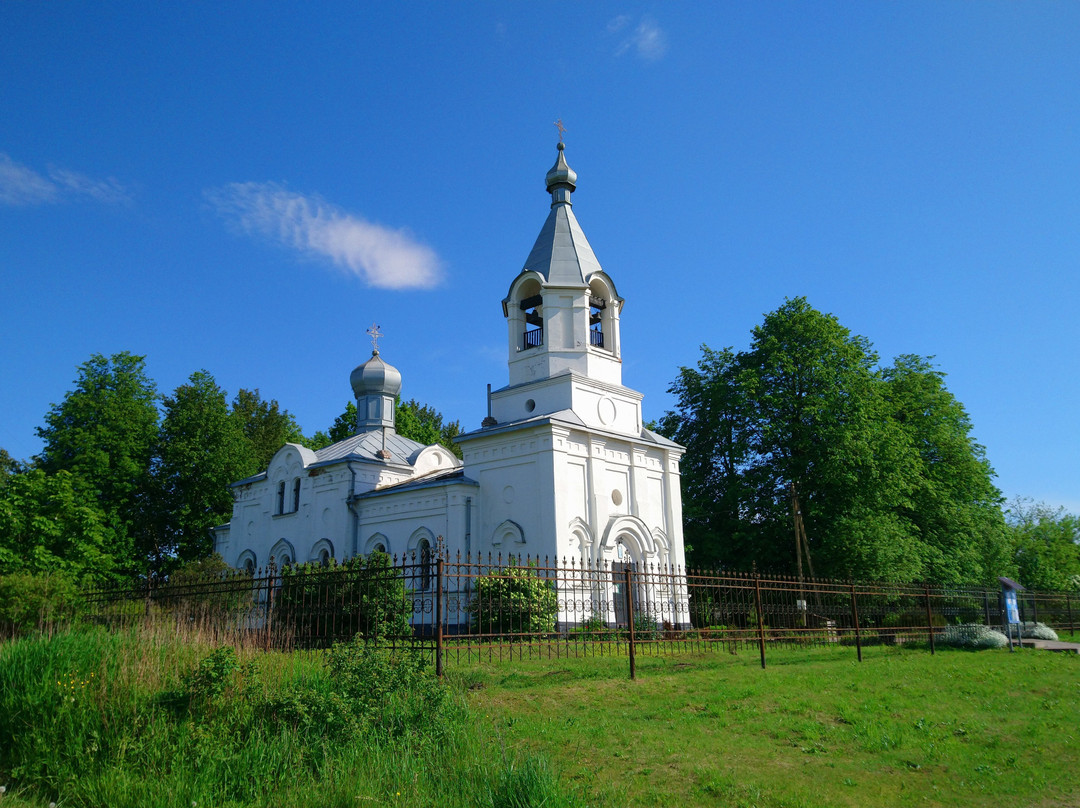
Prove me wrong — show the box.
[276,481,286,515]
[292,478,301,512]
[244,557,256,575]
[280,553,292,568]
[319,549,331,567]
[418,538,432,591]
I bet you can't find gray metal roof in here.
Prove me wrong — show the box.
[314,428,429,466]
[457,408,685,452]
[522,203,604,286]
[520,144,603,286]
[352,468,479,499]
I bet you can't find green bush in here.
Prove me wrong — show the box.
[0,570,85,636]
[261,635,456,744]
[880,609,946,629]
[275,551,411,643]
[468,561,558,635]
[632,610,661,640]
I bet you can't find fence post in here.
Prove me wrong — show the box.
[924,584,935,655]
[1067,593,1075,634]
[983,590,992,627]
[435,556,444,679]
[625,566,636,680]
[1031,593,1039,626]
[754,575,766,669]
[849,583,862,663]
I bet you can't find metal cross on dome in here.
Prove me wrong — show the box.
[366,323,384,352]
[554,118,567,143]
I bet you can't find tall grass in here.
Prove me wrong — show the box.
[0,624,588,808]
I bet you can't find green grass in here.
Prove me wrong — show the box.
[2,627,1078,807]
[456,643,1080,807]
[0,625,587,808]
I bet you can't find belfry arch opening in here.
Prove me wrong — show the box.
[588,277,615,354]
[518,278,544,350]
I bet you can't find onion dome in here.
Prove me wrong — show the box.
[545,141,577,205]
[350,350,402,400]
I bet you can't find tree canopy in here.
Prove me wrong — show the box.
[659,297,1010,585]
[1007,498,1080,591]
[35,352,160,576]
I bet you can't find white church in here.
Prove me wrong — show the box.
[212,141,686,584]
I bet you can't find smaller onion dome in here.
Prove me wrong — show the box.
[545,141,577,201]
[350,350,402,399]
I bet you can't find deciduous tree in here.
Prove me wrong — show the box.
[660,297,1006,585]
[156,371,253,565]
[35,352,159,573]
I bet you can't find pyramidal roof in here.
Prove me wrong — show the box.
[520,143,603,286]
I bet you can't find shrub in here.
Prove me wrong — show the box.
[468,561,558,635]
[0,571,85,636]
[1019,621,1059,641]
[261,635,454,743]
[275,552,410,644]
[632,610,661,640]
[881,609,947,629]
[940,624,1008,649]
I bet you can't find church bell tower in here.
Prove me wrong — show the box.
[491,141,641,437]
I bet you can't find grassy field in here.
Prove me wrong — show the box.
[454,642,1080,807]
[1,627,1077,807]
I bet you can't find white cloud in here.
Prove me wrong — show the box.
[611,16,667,62]
[207,181,443,290]
[47,167,131,205]
[0,154,59,205]
[0,153,132,206]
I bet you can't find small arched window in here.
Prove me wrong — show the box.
[280,554,292,569]
[276,481,286,515]
[372,542,387,555]
[292,478,301,512]
[319,549,331,567]
[243,557,256,576]
[418,538,432,591]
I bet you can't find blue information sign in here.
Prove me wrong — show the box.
[1004,590,1020,624]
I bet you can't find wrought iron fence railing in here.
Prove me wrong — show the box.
[79,550,1080,678]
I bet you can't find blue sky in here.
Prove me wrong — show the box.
[2,3,1077,513]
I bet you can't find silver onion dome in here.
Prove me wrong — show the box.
[350,351,402,400]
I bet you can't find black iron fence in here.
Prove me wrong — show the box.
[82,551,1080,678]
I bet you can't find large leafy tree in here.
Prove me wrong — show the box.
[155,371,254,566]
[35,352,159,573]
[0,468,116,581]
[658,347,754,569]
[1007,498,1080,591]
[230,388,305,472]
[881,355,1010,584]
[660,297,1005,585]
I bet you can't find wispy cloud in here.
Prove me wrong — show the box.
[0,153,132,206]
[610,15,667,62]
[206,181,443,290]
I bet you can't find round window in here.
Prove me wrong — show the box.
[611,489,624,506]
[525,399,536,412]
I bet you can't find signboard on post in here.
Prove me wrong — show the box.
[1004,590,1020,625]
[999,577,1025,652]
